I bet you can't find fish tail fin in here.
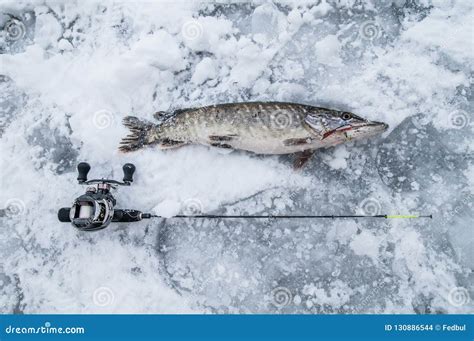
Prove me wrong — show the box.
[119,116,156,152]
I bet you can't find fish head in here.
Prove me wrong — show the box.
[304,109,388,144]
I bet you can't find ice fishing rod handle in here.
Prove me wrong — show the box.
[112,209,143,222]
[122,163,136,183]
[77,162,91,183]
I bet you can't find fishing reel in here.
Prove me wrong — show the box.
[58,162,152,231]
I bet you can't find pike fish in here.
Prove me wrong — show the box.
[119,102,388,168]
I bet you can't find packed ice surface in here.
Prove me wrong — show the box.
[0,0,472,313]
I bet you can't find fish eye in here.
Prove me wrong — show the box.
[341,112,352,120]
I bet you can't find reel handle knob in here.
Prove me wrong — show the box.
[77,162,91,183]
[122,163,136,183]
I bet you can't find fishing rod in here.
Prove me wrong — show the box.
[57,163,431,232]
[144,214,432,219]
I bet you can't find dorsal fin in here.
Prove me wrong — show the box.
[153,111,167,119]
[173,108,195,116]
[153,111,171,121]
[153,108,195,122]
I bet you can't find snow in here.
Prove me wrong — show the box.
[34,12,61,49]
[131,31,186,72]
[350,230,383,263]
[0,0,473,314]
[303,280,353,307]
[191,57,217,85]
[401,2,473,66]
[314,34,343,67]
[321,144,350,169]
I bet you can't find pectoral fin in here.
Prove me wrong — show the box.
[283,137,314,146]
[293,150,315,170]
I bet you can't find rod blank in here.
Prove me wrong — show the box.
[148,214,432,219]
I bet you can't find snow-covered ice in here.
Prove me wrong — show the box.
[0,0,472,313]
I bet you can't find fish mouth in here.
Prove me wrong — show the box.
[321,120,388,140]
[364,120,389,131]
[349,120,389,133]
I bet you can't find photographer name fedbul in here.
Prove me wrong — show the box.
[384,324,467,332]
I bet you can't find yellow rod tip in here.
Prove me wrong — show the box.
[386,215,419,219]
